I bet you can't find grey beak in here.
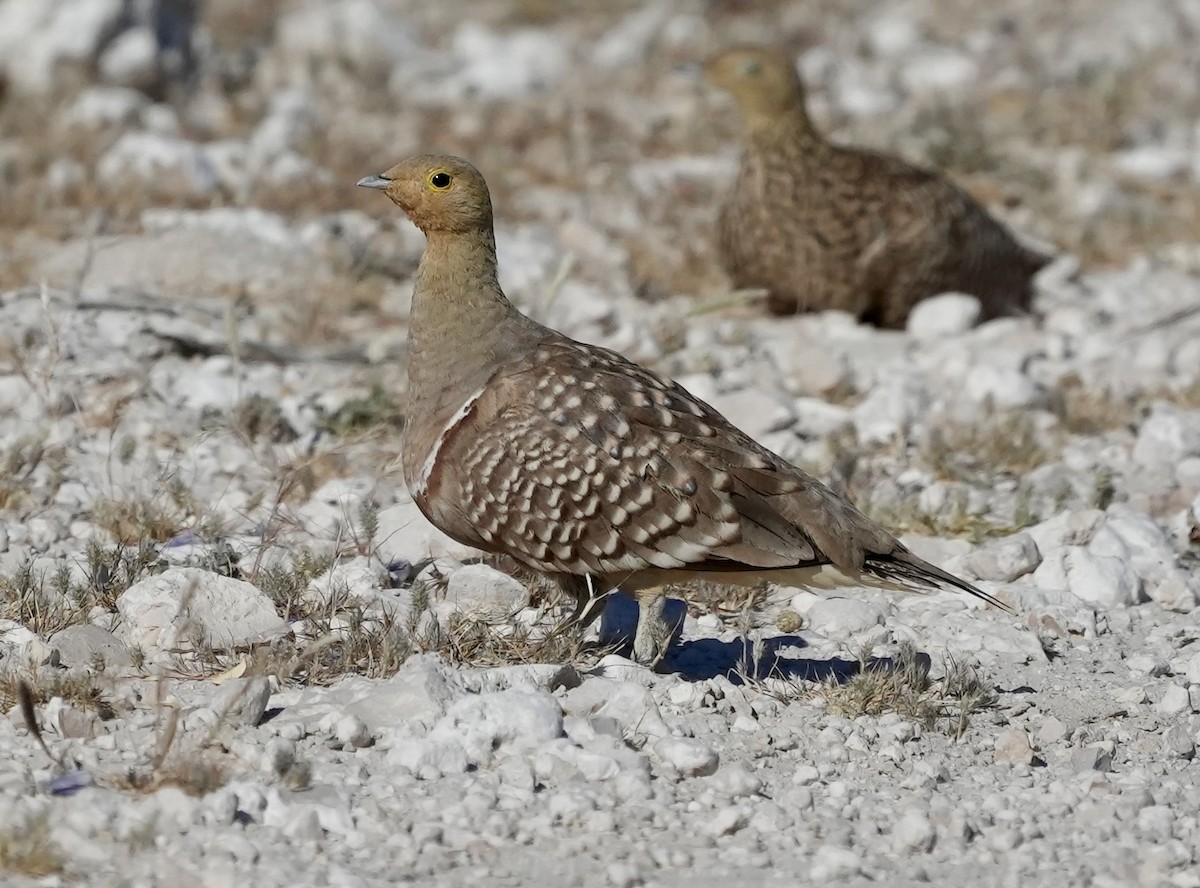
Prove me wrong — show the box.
[357,175,391,189]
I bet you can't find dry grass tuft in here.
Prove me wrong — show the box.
[754,643,996,739]
[0,812,66,878]
[920,408,1052,484]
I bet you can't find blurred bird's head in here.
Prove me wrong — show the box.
[705,47,807,124]
[357,154,494,233]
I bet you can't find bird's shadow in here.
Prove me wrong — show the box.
[662,635,863,684]
[665,636,932,686]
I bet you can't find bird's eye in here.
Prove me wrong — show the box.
[740,59,762,76]
[429,171,452,190]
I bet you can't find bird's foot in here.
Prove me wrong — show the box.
[631,590,672,670]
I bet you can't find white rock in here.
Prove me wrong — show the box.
[1185,653,1200,685]
[141,206,296,248]
[47,624,132,670]
[1063,548,1142,608]
[562,678,671,740]
[98,26,158,90]
[809,845,861,880]
[1132,404,1200,468]
[994,728,1034,765]
[906,293,982,341]
[429,688,563,765]
[276,0,416,81]
[385,736,470,778]
[443,564,530,618]
[892,810,936,853]
[373,499,481,566]
[1026,509,1105,552]
[1071,744,1112,772]
[866,15,922,56]
[1145,571,1199,613]
[1162,725,1195,758]
[966,533,1041,582]
[899,46,979,95]
[65,86,149,127]
[792,765,820,786]
[964,365,1042,409]
[449,23,568,101]
[709,388,795,442]
[262,785,356,837]
[0,0,124,94]
[0,620,50,665]
[97,132,220,197]
[333,714,373,749]
[853,372,927,444]
[706,806,747,837]
[792,398,854,438]
[805,598,886,636]
[249,89,317,165]
[305,558,390,609]
[1158,684,1191,716]
[766,334,852,397]
[116,568,288,661]
[653,738,719,778]
[1113,147,1192,182]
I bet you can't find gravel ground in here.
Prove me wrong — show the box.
[2,0,1200,886]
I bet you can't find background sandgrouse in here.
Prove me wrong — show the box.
[358,154,1012,668]
[707,46,1051,327]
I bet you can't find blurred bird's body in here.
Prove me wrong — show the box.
[708,47,1049,327]
[359,154,1011,667]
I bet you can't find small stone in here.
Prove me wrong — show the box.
[1158,684,1192,716]
[1062,548,1141,609]
[1071,744,1113,773]
[98,26,159,90]
[1162,726,1194,759]
[994,728,1034,765]
[333,714,373,749]
[706,806,747,837]
[809,845,860,880]
[966,533,1042,582]
[47,624,133,671]
[1126,654,1170,677]
[607,862,642,888]
[792,765,820,786]
[653,738,719,778]
[1037,717,1068,744]
[1185,653,1200,686]
[906,293,981,341]
[892,810,935,853]
[805,597,886,635]
[444,564,531,617]
[116,568,289,663]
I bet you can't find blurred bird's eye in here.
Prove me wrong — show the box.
[429,171,452,189]
[740,59,762,76]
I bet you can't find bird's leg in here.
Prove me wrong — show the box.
[560,575,612,630]
[631,587,671,669]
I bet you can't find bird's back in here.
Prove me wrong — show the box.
[719,131,1048,326]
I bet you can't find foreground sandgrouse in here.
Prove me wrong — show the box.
[707,46,1050,326]
[358,154,1011,667]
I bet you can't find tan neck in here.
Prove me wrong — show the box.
[407,228,516,392]
[744,104,823,147]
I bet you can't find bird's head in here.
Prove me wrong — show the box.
[705,47,806,121]
[357,154,493,233]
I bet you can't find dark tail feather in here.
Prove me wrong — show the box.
[866,550,1015,615]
